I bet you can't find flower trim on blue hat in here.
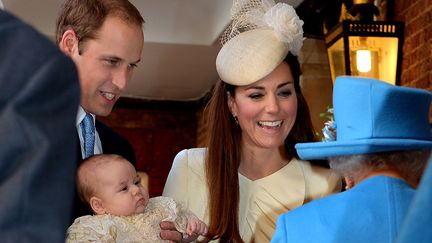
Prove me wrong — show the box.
[318,107,336,142]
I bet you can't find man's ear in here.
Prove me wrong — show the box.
[58,29,78,56]
[344,176,355,190]
[89,196,105,215]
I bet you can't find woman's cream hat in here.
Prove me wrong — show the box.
[216,0,304,86]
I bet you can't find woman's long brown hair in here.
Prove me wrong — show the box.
[203,53,316,242]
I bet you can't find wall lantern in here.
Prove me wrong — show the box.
[325,0,404,85]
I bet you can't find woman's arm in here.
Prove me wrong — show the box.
[162,149,191,205]
[160,149,192,242]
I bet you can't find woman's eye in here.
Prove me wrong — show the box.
[121,186,128,191]
[279,90,292,97]
[134,179,141,185]
[249,93,263,99]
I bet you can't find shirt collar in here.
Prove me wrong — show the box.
[76,106,95,126]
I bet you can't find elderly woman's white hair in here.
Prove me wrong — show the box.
[0,0,4,10]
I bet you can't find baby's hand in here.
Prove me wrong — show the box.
[186,217,208,237]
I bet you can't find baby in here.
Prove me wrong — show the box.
[66,154,207,242]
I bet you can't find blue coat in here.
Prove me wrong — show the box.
[0,10,79,243]
[396,156,432,243]
[271,176,415,243]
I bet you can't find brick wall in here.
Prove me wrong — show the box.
[98,98,201,197]
[394,0,432,90]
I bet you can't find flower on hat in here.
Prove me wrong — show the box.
[318,107,336,142]
[222,0,304,56]
[322,120,336,142]
[264,3,304,56]
[216,0,306,86]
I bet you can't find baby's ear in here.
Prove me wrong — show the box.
[89,197,105,215]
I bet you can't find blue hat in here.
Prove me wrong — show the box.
[296,76,432,160]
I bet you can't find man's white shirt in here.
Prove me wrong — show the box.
[76,106,102,159]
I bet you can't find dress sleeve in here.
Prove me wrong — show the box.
[303,162,342,201]
[162,148,209,224]
[162,149,191,207]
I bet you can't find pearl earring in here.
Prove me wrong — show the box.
[232,114,239,125]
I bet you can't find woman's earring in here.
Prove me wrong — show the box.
[232,114,239,125]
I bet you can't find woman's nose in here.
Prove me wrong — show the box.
[265,95,280,113]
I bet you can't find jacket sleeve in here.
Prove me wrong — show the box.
[0,10,80,242]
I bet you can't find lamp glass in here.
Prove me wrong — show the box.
[326,21,403,85]
[348,36,399,84]
[349,36,379,79]
[356,50,372,72]
[327,38,345,83]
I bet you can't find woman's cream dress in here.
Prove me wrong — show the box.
[163,148,341,242]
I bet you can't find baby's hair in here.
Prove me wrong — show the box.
[76,154,125,206]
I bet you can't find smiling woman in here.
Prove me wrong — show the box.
[227,62,298,157]
[162,0,341,242]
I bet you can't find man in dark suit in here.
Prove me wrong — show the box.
[0,9,80,242]
[55,2,185,241]
[55,0,143,218]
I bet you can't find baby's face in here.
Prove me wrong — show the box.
[95,158,149,216]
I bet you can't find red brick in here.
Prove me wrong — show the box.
[411,33,421,50]
[400,74,406,85]
[418,12,430,29]
[402,55,410,71]
[426,30,432,48]
[429,0,432,7]
[405,21,417,37]
[413,61,428,75]
[402,68,412,85]
[424,8,432,24]
[395,0,411,16]
[407,2,420,21]
[412,17,421,34]
[416,47,427,63]
[417,0,427,15]
[413,75,429,88]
